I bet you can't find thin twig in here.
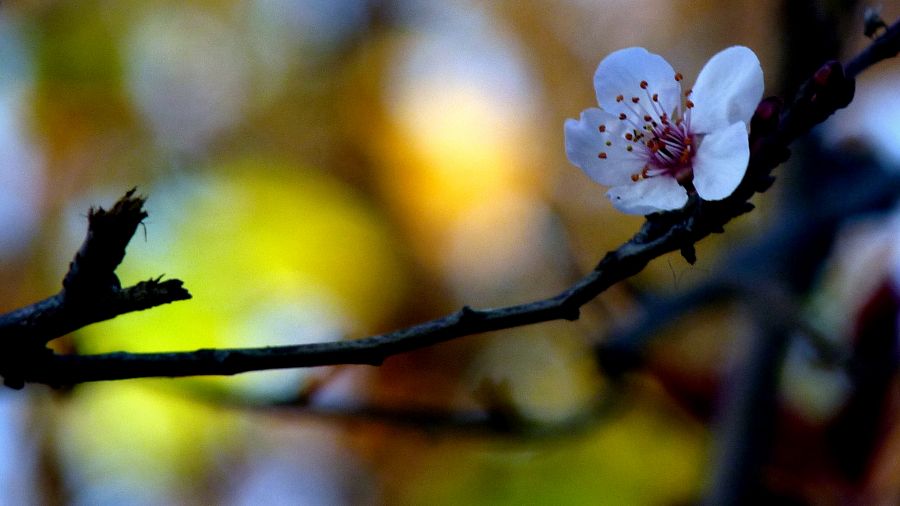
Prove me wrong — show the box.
[846,13,900,78]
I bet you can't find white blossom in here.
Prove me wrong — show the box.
[565,46,764,214]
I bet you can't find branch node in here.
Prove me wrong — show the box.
[459,305,484,322]
[680,244,697,265]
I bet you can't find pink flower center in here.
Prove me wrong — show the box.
[598,72,698,184]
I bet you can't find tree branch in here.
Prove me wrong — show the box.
[0,190,190,388]
[7,17,900,388]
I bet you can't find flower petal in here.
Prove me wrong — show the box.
[607,176,688,215]
[565,107,646,186]
[594,47,681,121]
[692,121,750,201]
[689,46,764,134]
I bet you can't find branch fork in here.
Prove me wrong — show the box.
[0,190,190,388]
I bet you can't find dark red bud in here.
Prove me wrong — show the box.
[813,61,844,89]
[750,96,782,144]
[809,61,854,110]
[813,65,832,87]
[754,96,782,122]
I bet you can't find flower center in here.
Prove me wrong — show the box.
[644,119,695,184]
[598,72,698,184]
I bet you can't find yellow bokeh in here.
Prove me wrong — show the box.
[56,382,238,503]
[378,76,542,271]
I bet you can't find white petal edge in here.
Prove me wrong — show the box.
[565,108,645,186]
[607,176,688,215]
[594,47,682,121]
[689,46,764,134]
[692,121,750,201]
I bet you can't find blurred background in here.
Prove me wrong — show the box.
[0,0,899,504]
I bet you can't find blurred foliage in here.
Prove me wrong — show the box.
[0,0,899,504]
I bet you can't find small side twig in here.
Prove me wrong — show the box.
[849,8,900,77]
[0,190,190,388]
